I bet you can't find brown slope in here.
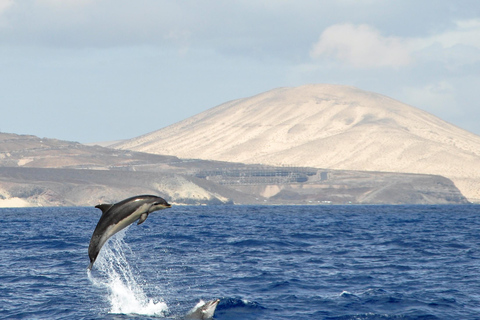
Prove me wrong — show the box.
[113,84,480,202]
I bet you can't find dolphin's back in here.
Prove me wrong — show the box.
[94,195,162,227]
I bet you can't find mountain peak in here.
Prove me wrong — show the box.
[114,84,480,201]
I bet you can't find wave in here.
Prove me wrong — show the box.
[85,229,228,319]
[215,298,266,320]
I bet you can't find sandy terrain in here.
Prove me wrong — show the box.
[0,197,32,208]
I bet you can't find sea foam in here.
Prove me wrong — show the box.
[87,228,168,317]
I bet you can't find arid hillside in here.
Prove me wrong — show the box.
[0,132,177,168]
[0,132,467,206]
[113,84,480,202]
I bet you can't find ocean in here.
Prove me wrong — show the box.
[1,205,479,319]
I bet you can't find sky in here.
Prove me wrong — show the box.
[1,0,480,143]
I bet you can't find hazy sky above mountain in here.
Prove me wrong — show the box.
[1,0,480,142]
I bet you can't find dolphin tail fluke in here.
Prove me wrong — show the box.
[87,262,94,270]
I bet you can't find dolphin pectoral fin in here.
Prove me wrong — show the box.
[137,213,149,225]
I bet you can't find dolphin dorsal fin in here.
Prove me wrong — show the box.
[95,204,114,214]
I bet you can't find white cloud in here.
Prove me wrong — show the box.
[311,20,480,70]
[0,0,13,13]
[33,0,95,8]
[409,18,480,72]
[310,23,413,68]
[0,0,13,28]
[430,19,480,48]
[0,0,189,48]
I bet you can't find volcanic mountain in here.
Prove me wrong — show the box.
[113,84,480,202]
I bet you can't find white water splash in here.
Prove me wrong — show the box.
[87,229,169,317]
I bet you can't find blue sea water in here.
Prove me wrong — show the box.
[1,205,480,319]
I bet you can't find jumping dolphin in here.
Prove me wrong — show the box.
[185,299,220,320]
[88,194,171,270]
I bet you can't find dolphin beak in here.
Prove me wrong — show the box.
[158,202,171,208]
